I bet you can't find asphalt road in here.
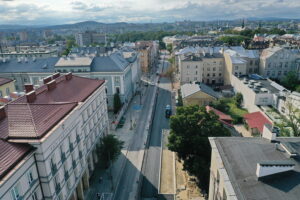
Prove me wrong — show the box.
[141,61,172,199]
[113,83,156,200]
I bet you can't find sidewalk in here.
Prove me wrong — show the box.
[84,85,148,200]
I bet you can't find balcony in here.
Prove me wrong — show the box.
[76,135,80,143]
[55,183,61,195]
[64,171,69,180]
[61,153,66,163]
[69,143,74,152]
[79,151,83,159]
[51,165,57,176]
[72,160,76,169]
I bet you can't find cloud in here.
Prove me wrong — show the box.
[0,0,299,24]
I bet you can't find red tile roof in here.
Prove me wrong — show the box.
[7,103,77,139]
[0,77,13,86]
[206,106,233,127]
[243,111,272,133]
[14,75,105,104]
[0,140,33,179]
[0,73,105,180]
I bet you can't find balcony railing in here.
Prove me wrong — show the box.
[64,171,69,180]
[69,143,74,152]
[76,135,80,143]
[51,165,57,176]
[79,151,83,159]
[61,153,66,163]
[72,160,76,169]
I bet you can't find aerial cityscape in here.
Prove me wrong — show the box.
[0,1,300,200]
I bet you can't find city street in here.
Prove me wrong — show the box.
[140,60,172,199]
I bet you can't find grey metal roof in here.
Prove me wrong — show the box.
[214,137,300,200]
[181,83,221,99]
[0,57,58,73]
[91,52,129,72]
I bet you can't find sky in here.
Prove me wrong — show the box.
[0,0,300,25]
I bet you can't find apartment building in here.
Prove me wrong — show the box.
[0,73,109,200]
[135,41,159,73]
[0,77,15,98]
[209,135,300,200]
[178,51,224,85]
[260,46,300,80]
[0,50,140,110]
[223,47,260,85]
[231,74,288,112]
[75,32,107,47]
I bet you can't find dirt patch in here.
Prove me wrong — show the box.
[175,157,205,200]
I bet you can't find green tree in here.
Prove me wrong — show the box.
[279,101,300,136]
[98,134,124,166]
[166,44,173,53]
[168,105,230,191]
[234,92,243,107]
[113,93,122,114]
[296,85,300,93]
[281,71,299,91]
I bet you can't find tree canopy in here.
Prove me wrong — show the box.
[113,93,122,114]
[168,105,230,191]
[98,134,124,166]
[281,71,300,91]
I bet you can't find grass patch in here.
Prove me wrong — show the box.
[211,97,248,124]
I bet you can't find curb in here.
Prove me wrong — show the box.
[158,129,164,194]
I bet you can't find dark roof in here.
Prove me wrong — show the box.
[244,111,272,133]
[0,140,33,179]
[0,77,13,86]
[214,137,300,200]
[91,53,129,72]
[0,58,58,73]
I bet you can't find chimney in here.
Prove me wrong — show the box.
[0,106,6,121]
[24,84,34,93]
[26,91,36,103]
[66,72,73,81]
[52,72,60,79]
[47,80,56,91]
[43,76,52,84]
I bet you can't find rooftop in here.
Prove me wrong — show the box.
[243,111,272,133]
[0,73,105,180]
[238,74,288,94]
[213,137,300,200]
[55,56,93,67]
[181,83,221,99]
[0,77,13,86]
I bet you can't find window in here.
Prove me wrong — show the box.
[249,68,253,73]
[32,192,38,200]
[0,91,2,98]
[267,71,270,76]
[11,184,20,200]
[235,66,238,70]
[250,60,253,65]
[207,73,210,77]
[116,87,120,94]
[27,170,34,185]
[213,67,216,71]
[6,88,10,96]
[219,73,222,77]
[285,62,288,68]
[278,71,281,75]
[279,62,283,68]
[114,76,120,84]
[207,68,210,71]
[195,65,198,69]
[268,63,272,68]
[187,65,189,69]
[195,71,198,75]
[194,77,197,81]
[213,73,215,77]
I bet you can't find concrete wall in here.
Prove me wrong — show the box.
[0,153,43,200]
[208,138,238,200]
[183,91,216,106]
[0,80,15,97]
